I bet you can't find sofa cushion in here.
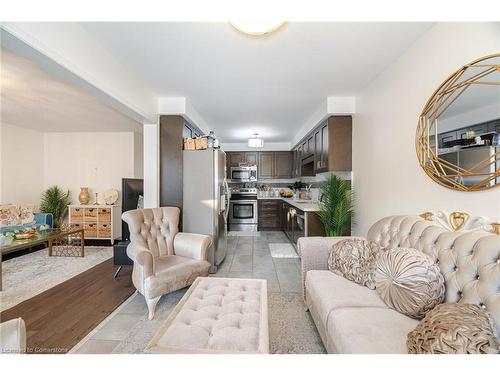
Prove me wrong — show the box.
[327,238,380,289]
[305,270,388,329]
[374,247,445,318]
[407,303,500,354]
[327,307,419,353]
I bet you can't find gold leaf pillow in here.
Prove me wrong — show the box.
[407,303,500,354]
[374,247,445,318]
[328,238,380,289]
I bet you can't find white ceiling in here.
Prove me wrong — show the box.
[80,22,433,142]
[1,49,141,133]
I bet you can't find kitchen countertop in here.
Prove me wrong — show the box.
[257,196,320,212]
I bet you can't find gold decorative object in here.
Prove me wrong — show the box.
[416,53,500,192]
[449,211,469,231]
[78,187,90,205]
[491,223,500,235]
[420,212,434,221]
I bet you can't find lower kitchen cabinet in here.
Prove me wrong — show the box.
[281,201,325,244]
[258,199,281,230]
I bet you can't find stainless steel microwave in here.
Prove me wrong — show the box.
[230,166,257,182]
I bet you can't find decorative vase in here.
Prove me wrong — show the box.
[78,187,90,205]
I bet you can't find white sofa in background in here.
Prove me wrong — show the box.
[298,214,500,354]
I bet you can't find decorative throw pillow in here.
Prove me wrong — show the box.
[328,238,380,289]
[374,247,444,318]
[407,303,500,354]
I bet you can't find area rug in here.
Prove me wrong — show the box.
[269,243,300,258]
[0,246,112,311]
[109,291,325,354]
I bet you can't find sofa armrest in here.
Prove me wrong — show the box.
[126,243,154,293]
[174,232,212,261]
[0,318,26,354]
[298,236,365,300]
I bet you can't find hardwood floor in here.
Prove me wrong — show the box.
[0,259,134,354]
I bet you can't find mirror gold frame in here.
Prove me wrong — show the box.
[416,53,500,192]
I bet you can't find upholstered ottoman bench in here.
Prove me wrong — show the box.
[146,277,269,354]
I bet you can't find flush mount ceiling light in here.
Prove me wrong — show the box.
[230,20,286,37]
[248,133,264,148]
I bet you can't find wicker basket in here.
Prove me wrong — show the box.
[184,138,196,150]
[195,136,208,150]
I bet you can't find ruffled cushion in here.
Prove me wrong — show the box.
[407,303,500,354]
[374,247,444,318]
[328,238,380,289]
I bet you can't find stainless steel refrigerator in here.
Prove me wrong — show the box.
[182,149,230,273]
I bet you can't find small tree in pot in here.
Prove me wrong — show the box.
[40,186,72,228]
[317,175,354,237]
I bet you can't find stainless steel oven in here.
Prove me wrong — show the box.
[228,189,258,231]
[230,166,257,182]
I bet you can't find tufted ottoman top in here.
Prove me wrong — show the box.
[146,277,269,353]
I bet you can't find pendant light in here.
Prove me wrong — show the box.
[248,133,264,148]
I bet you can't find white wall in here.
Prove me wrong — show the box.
[43,132,137,205]
[143,123,159,208]
[353,23,500,235]
[1,123,44,205]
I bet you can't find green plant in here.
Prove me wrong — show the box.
[39,186,72,228]
[317,175,354,237]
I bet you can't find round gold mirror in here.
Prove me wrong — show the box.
[416,54,500,191]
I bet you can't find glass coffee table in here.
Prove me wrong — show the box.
[0,228,85,290]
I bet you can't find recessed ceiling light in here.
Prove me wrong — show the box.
[248,133,264,148]
[230,20,286,37]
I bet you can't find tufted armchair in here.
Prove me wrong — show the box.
[122,207,212,319]
[298,214,500,353]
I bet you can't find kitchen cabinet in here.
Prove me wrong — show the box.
[274,151,292,179]
[228,152,245,167]
[291,115,352,177]
[258,200,281,230]
[245,152,258,166]
[258,152,275,179]
[488,120,500,133]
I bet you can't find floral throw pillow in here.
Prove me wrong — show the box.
[328,238,381,289]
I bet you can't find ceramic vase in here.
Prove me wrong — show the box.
[78,187,90,205]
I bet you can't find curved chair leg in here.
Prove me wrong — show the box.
[146,296,161,320]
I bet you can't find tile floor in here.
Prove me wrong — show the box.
[71,231,305,354]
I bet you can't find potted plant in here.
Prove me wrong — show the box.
[317,175,354,237]
[40,186,72,228]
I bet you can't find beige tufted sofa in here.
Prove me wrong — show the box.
[122,207,213,319]
[298,215,500,354]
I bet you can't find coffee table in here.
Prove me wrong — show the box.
[0,228,85,290]
[146,277,269,354]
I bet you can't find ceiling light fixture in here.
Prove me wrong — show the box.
[248,133,264,148]
[230,20,286,37]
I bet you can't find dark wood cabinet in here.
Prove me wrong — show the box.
[258,200,281,230]
[228,152,245,167]
[258,152,275,179]
[225,151,293,180]
[313,121,329,173]
[274,151,292,179]
[245,152,258,166]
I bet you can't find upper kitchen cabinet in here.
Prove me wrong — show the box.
[228,152,245,167]
[245,152,258,166]
[228,152,257,167]
[325,116,352,171]
[292,115,352,176]
[258,152,275,179]
[274,151,292,179]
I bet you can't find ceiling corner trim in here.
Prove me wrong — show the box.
[157,96,210,134]
[291,96,356,147]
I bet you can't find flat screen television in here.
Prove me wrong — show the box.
[121,178,144,241]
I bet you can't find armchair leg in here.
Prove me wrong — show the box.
[146,296,161,320]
